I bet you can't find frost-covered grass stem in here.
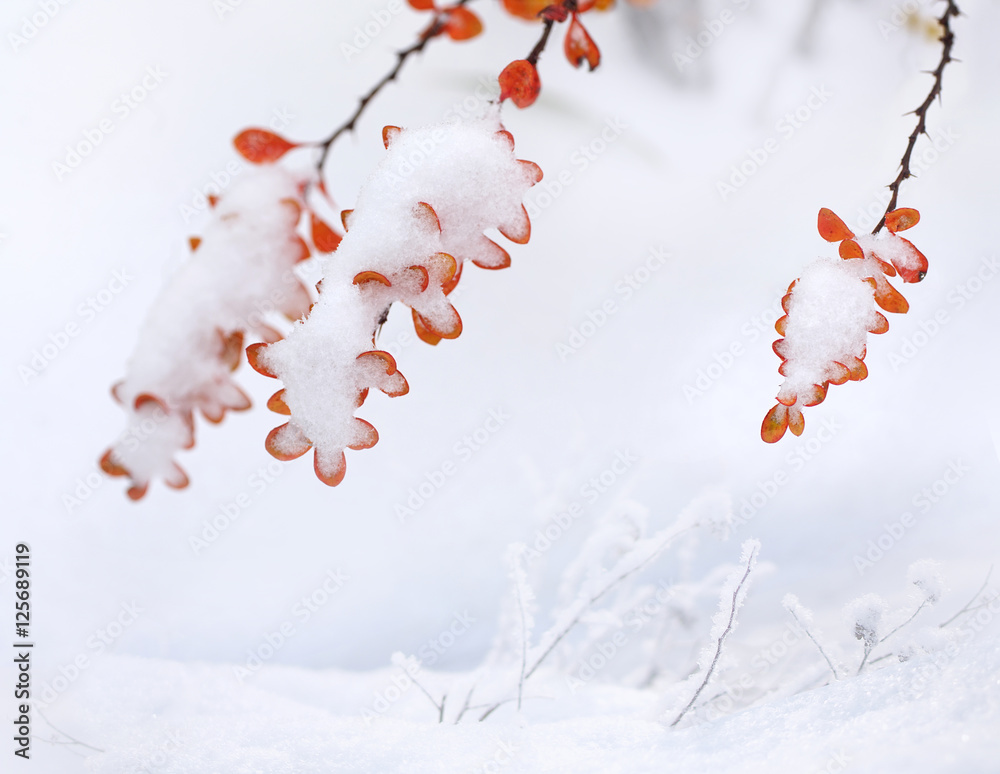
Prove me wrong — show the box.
[670,541,760,728]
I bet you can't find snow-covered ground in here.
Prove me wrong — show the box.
[3,0,999,771]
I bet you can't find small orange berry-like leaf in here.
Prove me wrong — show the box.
[407,0,436,9]
[873,277,909,314]
[382,125,403,149]
[498,205,532,244]
[870,312,890,335]
[164,463,190,490]
[817,208,854,242]
[353,270,392,288]
[501,0,548,19]
[885,207,920,233]
[564,13,601,71]
[310,213,343,253]
[828,362,852,386]
[341,209,355,232]
[839,239,864,260]
[472,238,511,271]
[774,315,788,336]
[266,423,312,461]
[414,201,441,233]
[134,393,168,413]
[234,129,298,164]
[842,354,868,381]
[127,483,149,501]
[887,237,928,284]
[495,128,516,150]
[442,261,463,294]
[355,351,409,397]
[267,389,291,415]
[100,449,129,477]
[207,194,220,208]
[314,449,347,487]
[189,237,202,251]
[499,60,541,109]
[762,404,789,443]
[246,342,278,378]
[444,6,483,40]
[219,330,245,372]
[519,159,544,184]
[412,310,443,346]
[786,405,805,437]
[347,418,379,451]
[404,265,431,293]
[800,383,828,407]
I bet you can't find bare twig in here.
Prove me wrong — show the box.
[515,564,530,712]
[872,0,961,233]
[670,542,759,728]
[35,709,104,753]
[786,607,839,680]
[405,666,447,723]
[314,0,477,177]
[476,522,699,721]
[939,565,994,628]
[453,684,477,724]
[877,598,932,647]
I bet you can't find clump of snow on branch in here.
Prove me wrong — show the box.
[250,113,541,487]
[101,167,315,499]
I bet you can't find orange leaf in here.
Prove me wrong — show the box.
[189,236,202,251]
[564,13,600,70]
[817,208,854,242]
[310,213,343,253]
[499,60,541,109]
[246,342,278,378]
[839,239,864,260]
[407,0,435,9]
[266,423,312,461]
[267,389,291,415]
[885,207,919,233]
[314,449,347,487]
[233,129,298,164]
[500,0,549,20]
[444,7,483,40]
[353,270,392,287]
[761,404,789,443]
[873,278,909,314]
[787,405,805,437]
[382,125,402,149]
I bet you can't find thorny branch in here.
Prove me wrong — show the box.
[873,0,960,233]
[314,0,477,177]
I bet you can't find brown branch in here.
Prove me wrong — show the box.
[314,0,477,177]
[526,1,578,67]
[873,0,960,234]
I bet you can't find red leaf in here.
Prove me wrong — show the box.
[499,60,541,109]
[233,129,298,164]
[310,213,343,253]
[564,14,600,71]
[444,7,483,40]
